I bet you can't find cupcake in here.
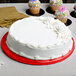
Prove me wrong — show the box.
[74,3,76,16]
[28,0,40,15]
[50,0,63,12]
[55,6,69,24]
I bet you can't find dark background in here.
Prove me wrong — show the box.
[0,0,76,3]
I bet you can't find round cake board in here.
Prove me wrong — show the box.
[1,32,75,65]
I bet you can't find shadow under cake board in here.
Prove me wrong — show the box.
[26,8,45,16]
[46,7,55,14]
[70,11,76,18]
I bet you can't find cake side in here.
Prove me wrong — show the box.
[6,34,73,60]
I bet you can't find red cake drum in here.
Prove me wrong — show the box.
[1,17,75,65]
[1,32,75,65]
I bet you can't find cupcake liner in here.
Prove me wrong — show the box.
[56,16,68,19]
[56,17,67,23]
[29,8,40,14]
[74,9,76,13]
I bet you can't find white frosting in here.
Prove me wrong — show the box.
[6,17,73,60]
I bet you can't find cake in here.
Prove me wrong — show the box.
[50,0,63,12]
[6,17,73,60]
[55,6,69,23]
[74,3,76,16]
[28,0,40,15]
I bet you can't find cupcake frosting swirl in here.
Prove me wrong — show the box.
[55,6,69,19]
[28,0,40,9]
[50,0,63,6]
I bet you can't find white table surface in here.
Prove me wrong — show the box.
[0,3,76,76]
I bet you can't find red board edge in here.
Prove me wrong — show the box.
[1,32,75,65]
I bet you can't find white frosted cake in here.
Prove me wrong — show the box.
[6,17,73,60]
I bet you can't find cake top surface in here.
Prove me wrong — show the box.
[9,17,72,49]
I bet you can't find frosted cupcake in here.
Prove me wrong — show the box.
[74,3,76,16]
[50,0,63,12]
[55,6,69,23]
[28,0,40,15]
